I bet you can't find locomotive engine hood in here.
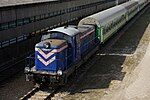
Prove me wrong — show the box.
[35,39,68,72]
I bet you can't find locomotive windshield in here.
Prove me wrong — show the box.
[41,32,72,43]
[50,32,67,39]
[41,34,50,41]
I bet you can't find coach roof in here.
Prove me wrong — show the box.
[120,0,138,10]
[78,4,126,27]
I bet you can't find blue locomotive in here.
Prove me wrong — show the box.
[25,25,99,85]
[25,0,149,86]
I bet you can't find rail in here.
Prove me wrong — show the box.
[20,86,57,100]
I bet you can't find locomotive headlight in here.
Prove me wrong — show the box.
[44,42,50,49]
[25,67,30,73]
[57,70,63,76]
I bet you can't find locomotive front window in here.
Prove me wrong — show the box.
[41,32,72,44]
[49,32,72,42]
[41,32,64,41]
[50,32,64,38]
[41,34,50,41]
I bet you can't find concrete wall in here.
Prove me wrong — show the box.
[0,0,128,42]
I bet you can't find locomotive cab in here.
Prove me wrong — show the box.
[25,26,81,85]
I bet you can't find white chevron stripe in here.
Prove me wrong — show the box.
[38,55,56,66]
[35,45,68,59]
[36,48,55,59]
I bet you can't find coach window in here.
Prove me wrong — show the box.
[110,24,113,30]
[122,15,124,21]
[1,22,9,30]
[105,26,108,34]
[122,15,125,21]
[108,24,111,31]
[108,23,111,30]
[118,18,120,23]
[115,20,118,26]
[9,21,16,28]
[104,27,108,34]
[110,22,113,29]
[121,15,124,21]
[118,18,121,23]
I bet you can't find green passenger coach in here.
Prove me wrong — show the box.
[78,5,127,43]
[78,0,141,44]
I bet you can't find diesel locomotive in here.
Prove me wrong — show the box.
[25,0,149,86]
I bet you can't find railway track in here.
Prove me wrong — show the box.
[20,86,58,100]
[19,57,99,100]
[19,48,99,100]
[0,51,33,82]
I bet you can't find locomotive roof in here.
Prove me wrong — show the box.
[49,26,80,37]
